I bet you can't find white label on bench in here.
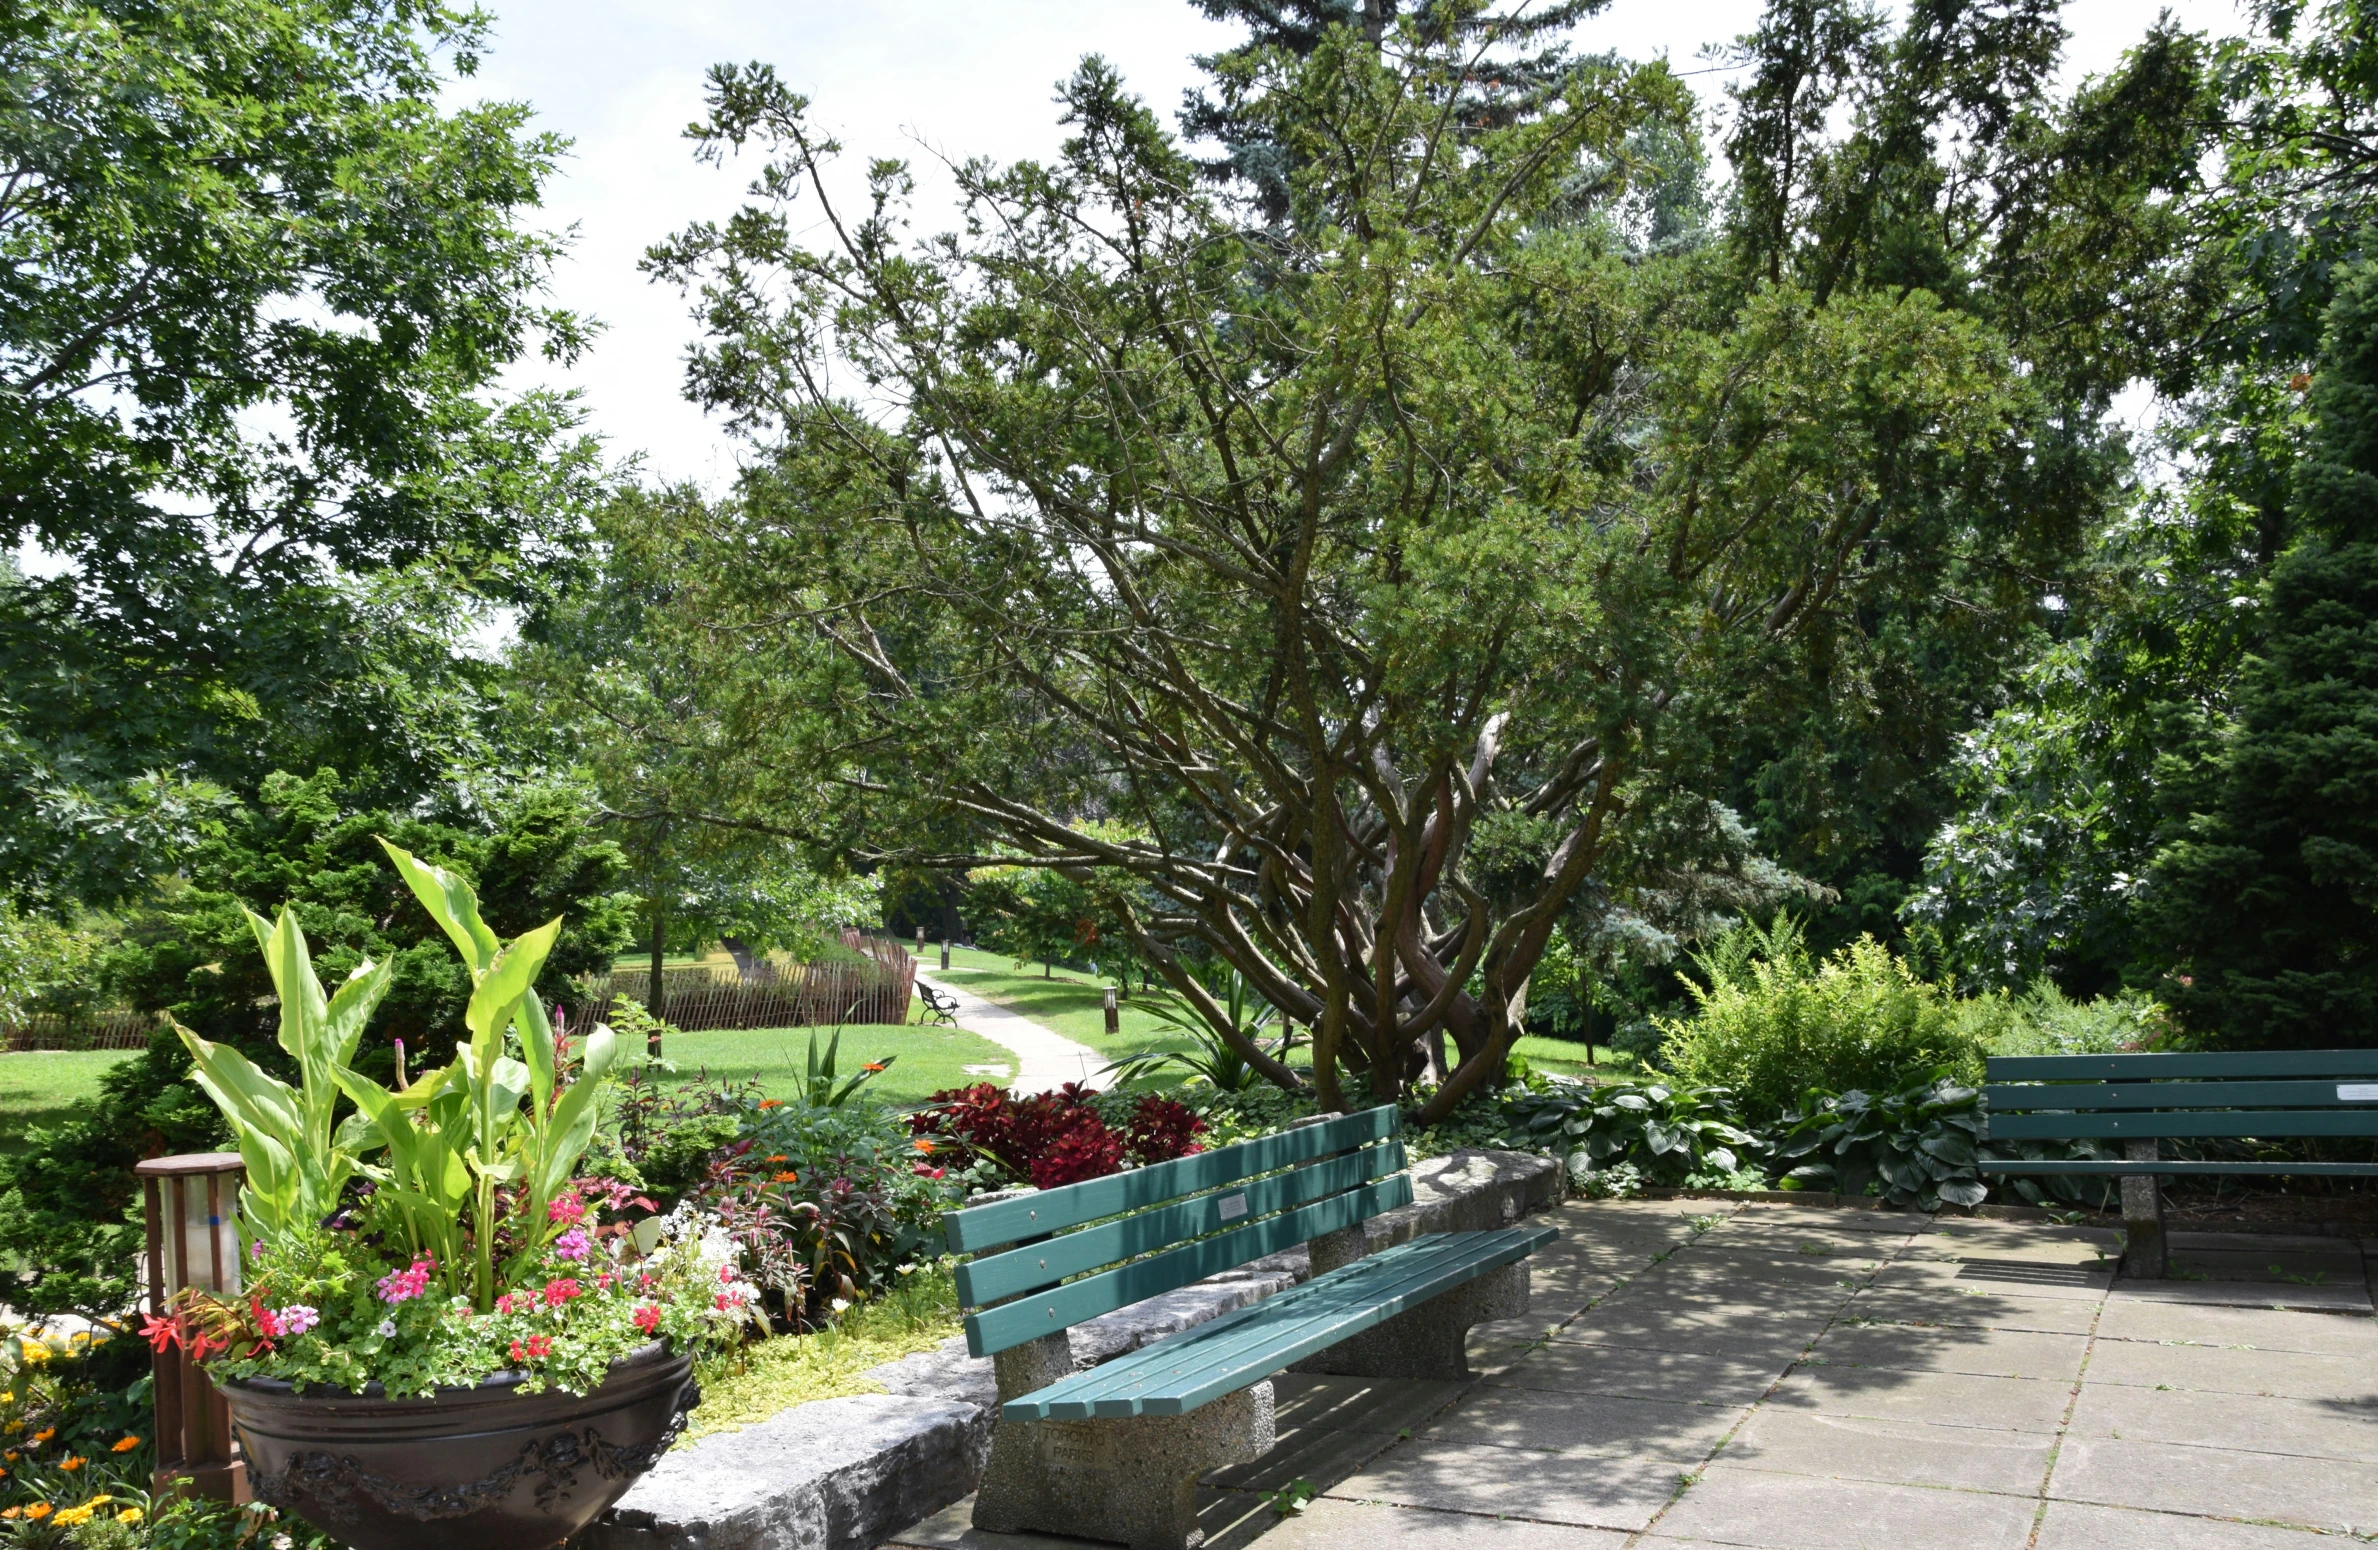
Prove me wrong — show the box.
[1217,1193,1248,1221]
[2339,1084,2378,1102]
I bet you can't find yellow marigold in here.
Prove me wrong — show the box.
[117,1508,143,1525]
[16,1344,45,1365]
[3,1421,20,1434]
[52,1506,92,1526]
[110,1437,140,1453]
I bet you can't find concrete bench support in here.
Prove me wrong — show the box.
[2121,1139,2168,1279]
[971,1332,1274,1550]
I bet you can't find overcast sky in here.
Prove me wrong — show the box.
[469,0,2249,492]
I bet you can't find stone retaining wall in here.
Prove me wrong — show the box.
[579,1148,1562,1550]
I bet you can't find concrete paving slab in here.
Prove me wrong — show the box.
[1648,1465,2039,1550]
[1837,1286,2105,1335]
[1327,1436,1702,1530]
[1484,1341,1791,1404]
[2066,1379,2378,1464]
[1766,1364,2076,1432]
[2164,1246,2365,1280]
[1269,1375,1465,1437]
[1870,1259,2113,1302]
[1553,1307,1834,1361]
[2091,1299,2378,1352]
[1200,1496,1635,1550]
[2105,1277,2373,1313]
[2031,1500,2344,1549]
[1804,1322,2091,1381]
[1415,1385,1745,1458]
[2082,1336,2378,1404]
[1206,1422,1400,1493]
[1715,1407,2055,1494]
[2048,1435,2378,1535]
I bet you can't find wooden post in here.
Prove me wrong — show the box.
[136,1153,249,1505]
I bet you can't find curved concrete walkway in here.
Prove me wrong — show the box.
[915,971,1110,1095]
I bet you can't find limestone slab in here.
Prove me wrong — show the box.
[1327,1436,1703,1530]
[1765,1364,2075,1433]
[1716,1407,2055,1494]
[1838,1286,2105,1335]
[1484,1340,1789,1404]
[2091,1300,2378,1353]
[1414,1385,1744,1457]
[2032,1499,2345,1549]
[2048,1434,2378,1534]
[2066,1380,2378,1463]
[2081,1337,2378,1404]
[1647,1464,2039,1550]
[1804,1322,2091,1382]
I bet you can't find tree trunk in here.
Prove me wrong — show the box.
[645,898,667,1056]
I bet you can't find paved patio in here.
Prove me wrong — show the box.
[888,1197,2378,1550]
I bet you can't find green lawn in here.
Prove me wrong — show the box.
[0,1049,135,1153]
[644,1020,1017,1107]
[930,947,1644,1086]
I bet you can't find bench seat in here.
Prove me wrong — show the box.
[1005,1223,1556,1420]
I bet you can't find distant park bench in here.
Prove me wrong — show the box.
[1979,1049,2378,1276]
[916,982,961,1026]
[945,1105,1554,1550]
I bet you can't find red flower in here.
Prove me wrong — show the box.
[541,1278,581,1308]
[507,1334,554,1364]
[632,1304,661,1334]
[139,1313,178,1354]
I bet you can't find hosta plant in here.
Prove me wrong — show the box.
[151,843,750,1395]
[1774,1075,1989,1210]
[1504,1078,1762,1187]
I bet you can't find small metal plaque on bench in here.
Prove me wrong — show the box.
[2340,1084,2378,1102]
[1217,1192,1248,1221]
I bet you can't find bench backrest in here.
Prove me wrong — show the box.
[1984,1050,2378,1143]
[943,1105,1408,1358]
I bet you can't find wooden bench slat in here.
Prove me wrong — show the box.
[1005,1226,1557,1420]
[1984,1079,2378,1112]
[956,1140,1407,1308]
[1986,1050,2378,1081]
[944,1106,1400,1252]
[1979,1159,2378,1176]
[963,1173,1415,1357]
[1988,1109,2378,1141]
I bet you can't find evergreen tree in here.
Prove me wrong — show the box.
[2148,256,2378,1046]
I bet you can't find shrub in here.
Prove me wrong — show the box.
[1659,928,1985,1125]
[910,1084,1204,1189]
[1503,1078,1762,1187]
[1774,1076,1990,1210]
[1977,984,2165,1057]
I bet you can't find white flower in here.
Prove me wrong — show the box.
[829,1297,851,1314]
[376,1321,397,1339]
[272,1536,293,1550]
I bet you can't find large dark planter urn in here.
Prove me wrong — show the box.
[218,1341,698,1550]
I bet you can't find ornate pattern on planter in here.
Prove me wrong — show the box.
[248,1379,700,1527]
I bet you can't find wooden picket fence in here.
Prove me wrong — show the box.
[587,933,916,1030]
[2,1009,159,1052]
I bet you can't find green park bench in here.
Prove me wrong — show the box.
[945,1104,1556,1550]
[1978,1050,2378,1277]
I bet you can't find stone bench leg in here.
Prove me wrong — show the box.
[972,1332,1274,1550]
[1289,1259,1531,1383]
[2121,1139,2168,1279]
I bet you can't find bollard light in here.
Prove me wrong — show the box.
[136,1152,249,1504]
[940,938,950,971]
[1103,985,1120,1034]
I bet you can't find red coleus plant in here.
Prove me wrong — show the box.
[910,1084,1203,1187]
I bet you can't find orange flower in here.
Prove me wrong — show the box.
[912,1138,936,1155]
[57,1456,84,1472]
[757,1099,784,1109]
[30,1428,52,1444]
[772,1171,798,1184]
[1,1505,18,1518]
[24,1503,49,1520]
[110,1437,140,1453]
[861,1061,886,1073]
[765,1155,790,1164]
